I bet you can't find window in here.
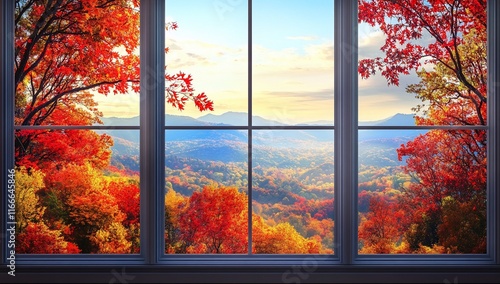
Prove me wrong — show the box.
[13,0,141,255]
[357,0,488,255]
[1,0,499,283]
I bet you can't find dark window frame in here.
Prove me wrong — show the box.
[1,0,499,282]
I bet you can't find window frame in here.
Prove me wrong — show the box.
[1,0,499,282]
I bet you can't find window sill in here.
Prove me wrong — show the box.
[1,264,499,283]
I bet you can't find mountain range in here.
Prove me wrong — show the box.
[100,111,416,127]
[99,112,421,145]
[97,112,424,166]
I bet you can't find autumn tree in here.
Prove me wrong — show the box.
[438,196,486,253]
[14,0,213,253]
[16,129,113,172]
[253,215,322,254]
[106,179,141,253]
[17,222,81,254]
[14,167,46,233]
[106,180,140,227]
[165,187,188,254]
[177,186,248,254]
[89,221,132,254]
[397,127,486,252]
[358,192,407,254]
[42,163,129,253]
[15,0,213,164]
[165,186,324,254]
[15,0,139,166]
[359,0,487,253]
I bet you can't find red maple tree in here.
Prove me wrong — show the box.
[358,0,487,253]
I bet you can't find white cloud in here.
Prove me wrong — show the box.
[358,29,386,59]
[93,91,140,118]
[100,28,427,122]
[358,72,422,121]
[253,43,334,77]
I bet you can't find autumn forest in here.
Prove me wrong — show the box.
[12,0,487,255]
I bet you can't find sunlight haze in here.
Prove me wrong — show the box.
[94,0,422,123]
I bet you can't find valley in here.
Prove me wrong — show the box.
[102,112,420,253]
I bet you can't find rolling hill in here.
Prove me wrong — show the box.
[97,112,423,169]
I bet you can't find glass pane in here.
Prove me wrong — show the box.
[358,130,487,254]
[165,0,248,125]
[165,130,248,254]
[252,130,334,254]
[15,129,140,254]
[253,0,334,126]
[358,0,487,126]
[15,1,140,126]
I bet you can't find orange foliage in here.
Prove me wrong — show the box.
[165,186,325,254]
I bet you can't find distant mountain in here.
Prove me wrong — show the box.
[359,113,424,141]
[98,114,241,146]
[197,111,286,126]
[100,116,139,126]
[165,114,217,126]
[360,113,416,126]
[100,114,217,126]
[197,112,417,127]
[196,112,246,125]
[300,113,415,127]
[98,128,247,145]
[101,112,417,127]
[298,120,334,126]
[97,112,425,167]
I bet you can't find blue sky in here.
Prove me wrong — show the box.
[96,0,422,123]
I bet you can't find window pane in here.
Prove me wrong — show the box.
[165,130,248,254]
[358,129,487,254]
[15,129,140,254]
[15,0,141,126]
[252,130,334,254]
[165,0,248,125]
[358,0,487,126]
[253,0,334,126]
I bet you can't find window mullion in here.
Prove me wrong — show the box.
[334,0,358,265]
[0,0,15,266]
[487,0,500,265]
[140,0,166,265]
[247,0,253,256]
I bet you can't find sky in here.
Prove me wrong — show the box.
[95,0,423,123]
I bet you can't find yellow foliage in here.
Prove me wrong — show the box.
[359,240,410,254]
[253,215,322,254]
[416,244,448,254]
[89,222,132,254]
[392,240,411,254]
[165,188,187,217]
[15,166,46,232]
